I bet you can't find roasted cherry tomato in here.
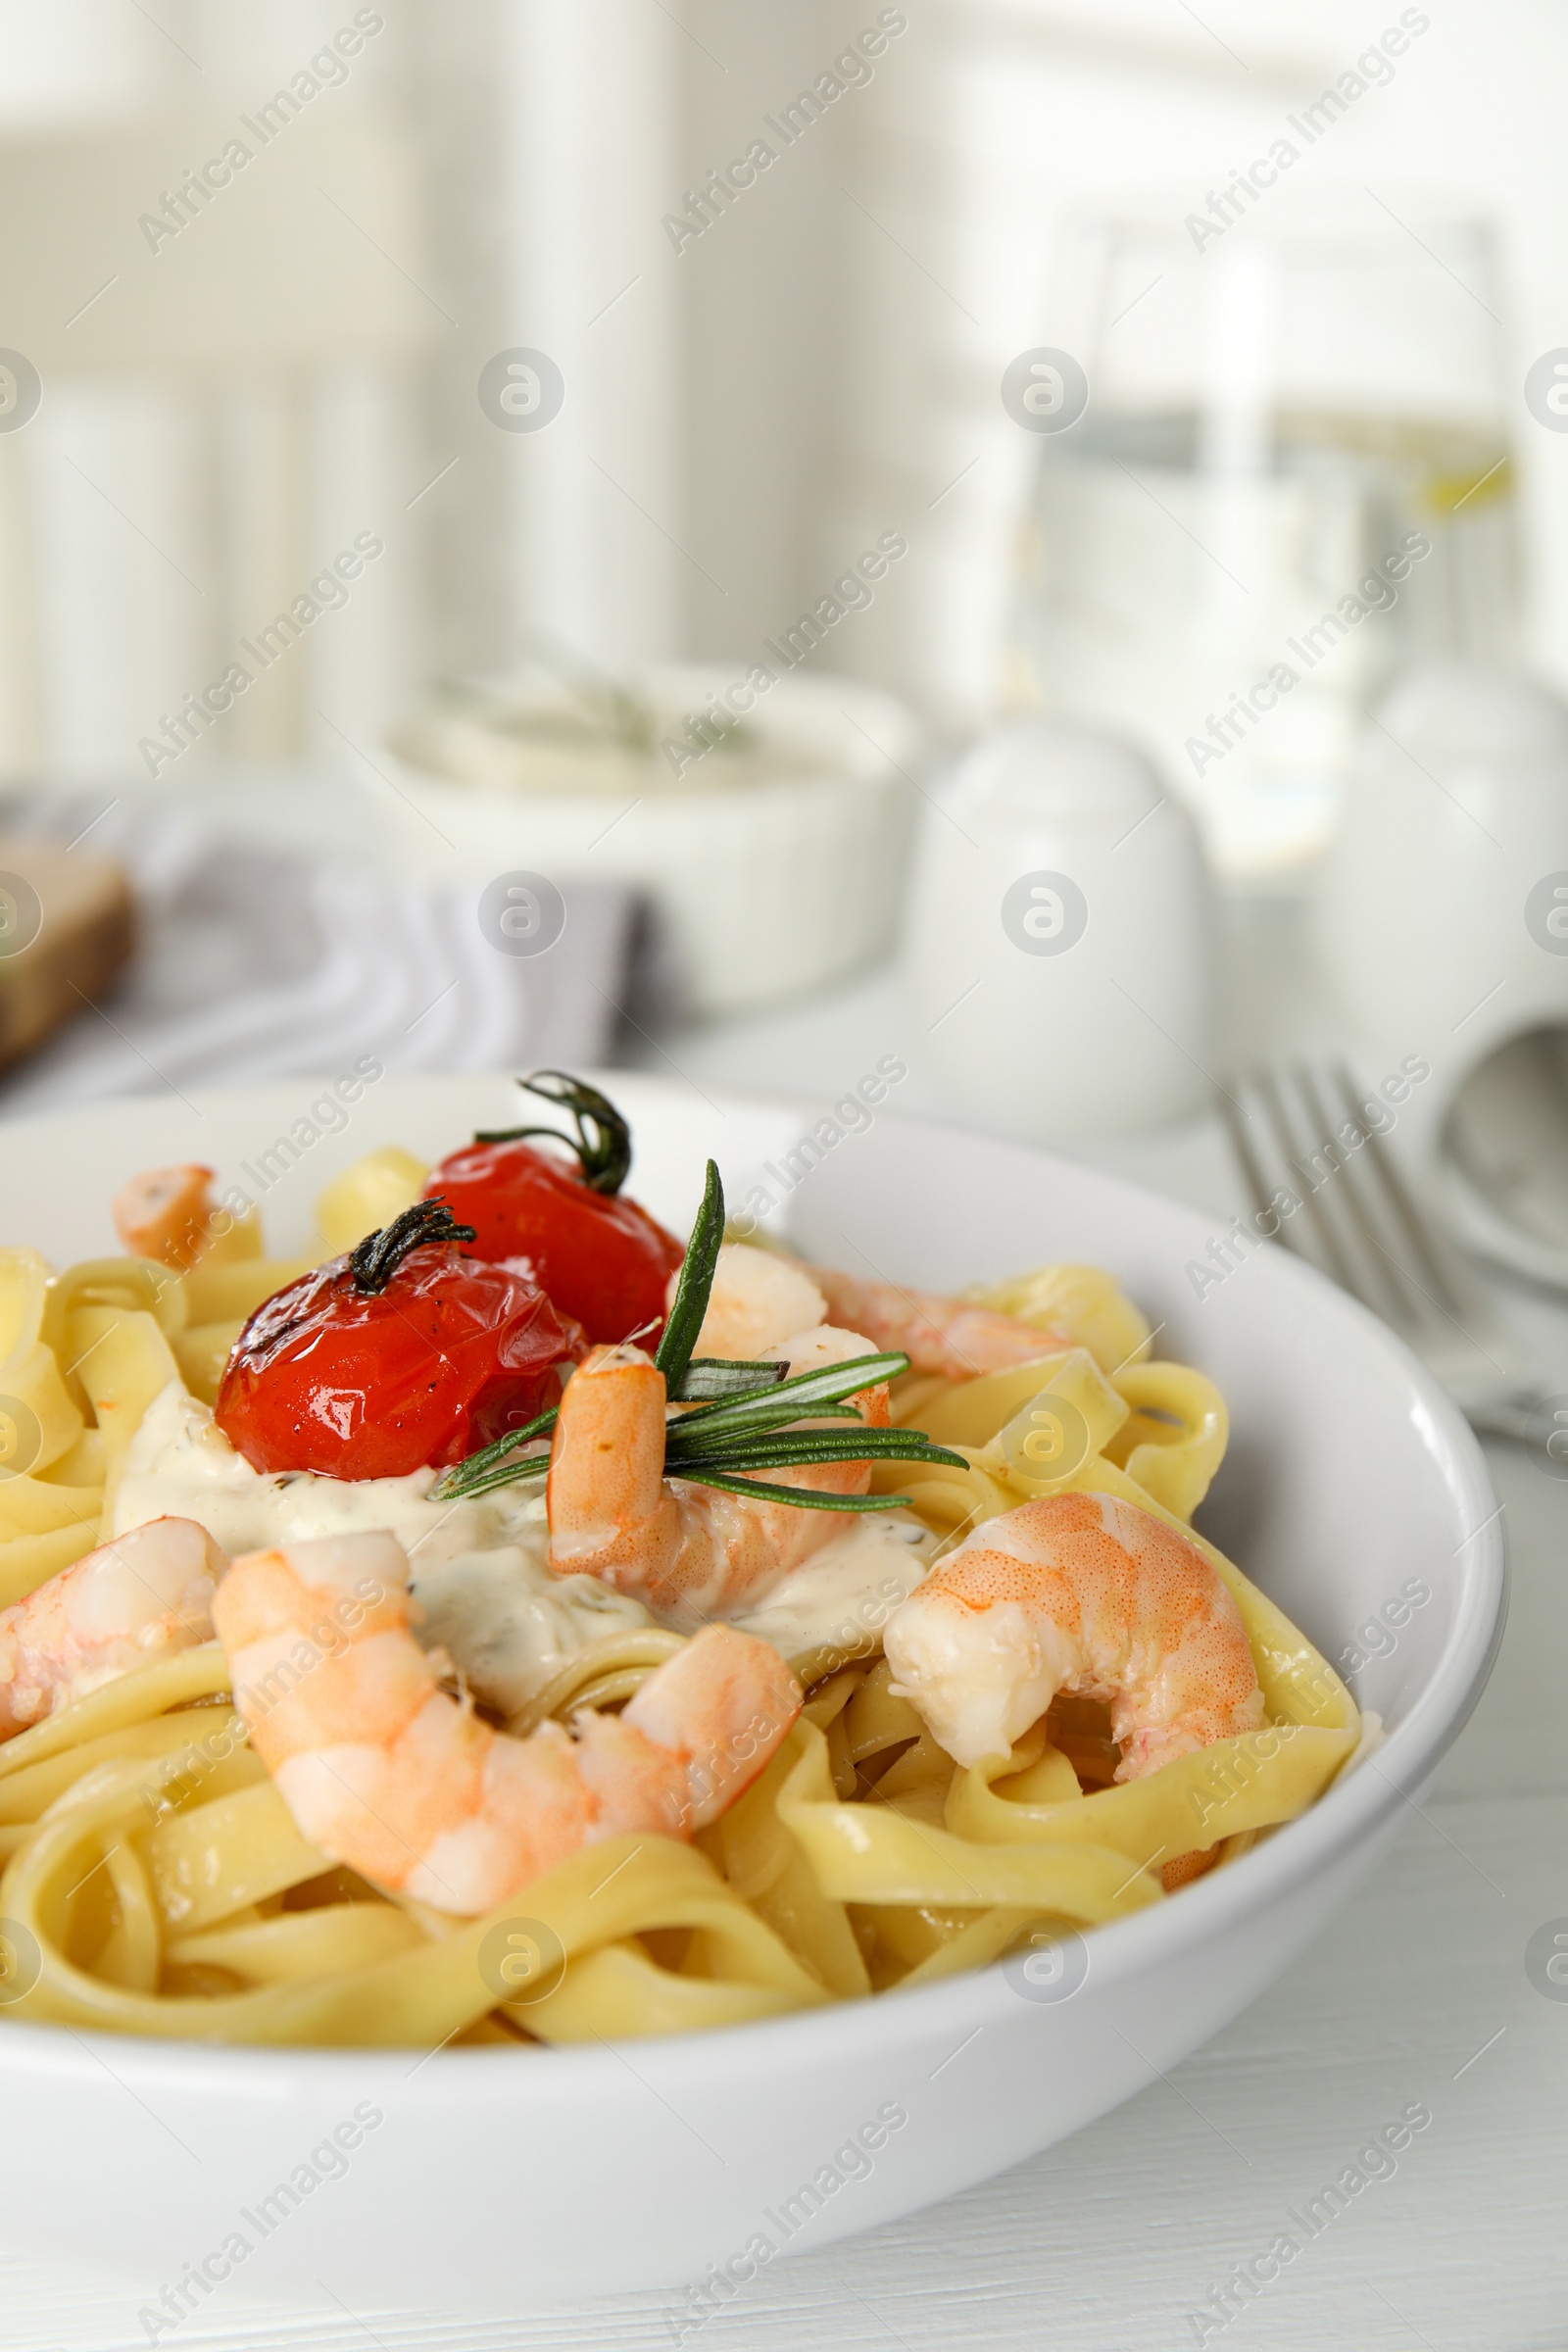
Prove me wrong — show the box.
[214,1202,584,1480]
[426,1073,684,1346]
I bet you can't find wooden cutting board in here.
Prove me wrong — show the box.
[0,838,134,1069]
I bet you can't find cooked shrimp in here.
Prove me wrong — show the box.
[213,1530,801,1915]
[688,1240,1058,1382]
[112,1164,215,1270]
[688,1243,826,1360]
[0,1516,223,1740]
[547,1331,889,1626]
[806,1263,1064,1380]
[883,1490,1263,1772]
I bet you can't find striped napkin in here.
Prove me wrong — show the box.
[0,798,659,1113]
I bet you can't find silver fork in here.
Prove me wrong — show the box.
[1217,1060,1555,1446]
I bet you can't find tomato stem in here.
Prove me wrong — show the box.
[473,1070,633,1196]
[348,1199,478,1294]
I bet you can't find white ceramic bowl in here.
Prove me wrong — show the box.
[379,668,921,1018]
[0,1075,1504,2313]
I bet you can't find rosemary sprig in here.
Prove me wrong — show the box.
[659,1349,909,1447]
[669,1427,966,1492]
[657,1474,913,1514]
[436,639,661,758]
[653,1158,724,1396]
[430,1405,559,1499]
[514,628,662,756]
[670,1358,789,1402]
[668,1430,957,1468]
[432,1447,552,1503]
[427,1155,966,1510]
[433,1425,965,1508]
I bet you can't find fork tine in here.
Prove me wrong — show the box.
[1250,1065,1365,1298]
[1222,1059,1550,1443]
[1330,1062,1466,1314]
[1213,1083,1310,1258]
[1325,1066,1517,1378]
[1291,1063,1428,1328]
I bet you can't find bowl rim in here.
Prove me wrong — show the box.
[381,666,922,807]
[0,1085,1507,2099]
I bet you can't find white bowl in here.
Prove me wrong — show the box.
[0,1074,1505,2312]
[378,668,920,1018]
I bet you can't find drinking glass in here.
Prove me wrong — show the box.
[1009,190,1518,885]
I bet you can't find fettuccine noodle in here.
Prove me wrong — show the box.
[0,1167,1358,2047]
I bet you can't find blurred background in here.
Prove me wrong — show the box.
[2,0,1565,758]
[6,0,1568,1354]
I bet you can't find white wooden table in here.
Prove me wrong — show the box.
[4,908,1566,2352]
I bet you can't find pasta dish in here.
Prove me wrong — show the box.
[0,1075,1360,2046]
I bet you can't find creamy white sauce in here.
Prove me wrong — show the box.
[115,1382,938,1702]
[113,1385,652,1718]
[728,1511,935,1661]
